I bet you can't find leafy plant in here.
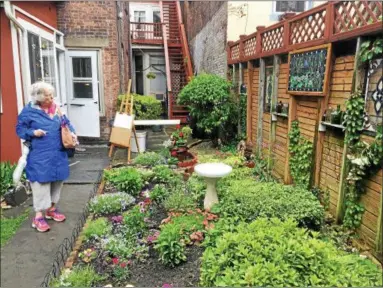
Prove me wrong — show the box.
[288,120,313,189]
[217,180,324,229]
[88,193,135,216]
[252,153,274,182]
[83,217,111,240]
[359,37,383,64]
[185,175,206,205]
[105,234,138,259]
[111,258,131,283]
[154,224,187,267]
[51,266,104,287]
[200,218,382,287]
[178,73,237,142]
[343,90,365,145]
[104,167,143,196]
[78,248,98,263]
[117,93,162,120]
[152,165,175,184]
[163,190,196,212]
[150,184,169,204]
[122,205,148,235]
[133,152,166,167]
[0,162,18,196]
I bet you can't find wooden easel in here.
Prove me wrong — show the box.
[108,80,140,162]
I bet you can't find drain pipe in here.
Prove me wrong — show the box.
[4,1,28,111]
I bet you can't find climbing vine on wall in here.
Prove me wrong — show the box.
[342,90,383,229]
[288,120,313,190]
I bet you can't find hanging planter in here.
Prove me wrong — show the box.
[146,72,156,80]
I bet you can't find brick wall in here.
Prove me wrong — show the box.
[57,1,130,140]
[187,2,228,77]
[183,1,225,42]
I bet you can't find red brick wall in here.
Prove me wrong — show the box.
[57,1,130,140]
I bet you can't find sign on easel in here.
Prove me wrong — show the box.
[109,79,140,162]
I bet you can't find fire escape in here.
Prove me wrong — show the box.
[130,1,193,124]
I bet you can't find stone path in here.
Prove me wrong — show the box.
[0,147,109,288]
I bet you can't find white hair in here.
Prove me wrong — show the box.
[29,81,55,104]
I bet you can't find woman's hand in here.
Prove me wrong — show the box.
[33,129,47,137]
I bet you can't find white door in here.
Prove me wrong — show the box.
[66,51,100,137]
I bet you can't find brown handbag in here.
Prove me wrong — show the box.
[57,109,76,149]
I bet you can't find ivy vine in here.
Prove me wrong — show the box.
[342,90,383,229]
[358,37,383,65]
[288,120,313,190]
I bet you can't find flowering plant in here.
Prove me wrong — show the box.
[111,257,131,282]
[78,248,97,263]
[170,125,192,150]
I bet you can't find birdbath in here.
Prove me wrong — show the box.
[194,163,232,211]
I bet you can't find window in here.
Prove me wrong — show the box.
[135,55,144,95]
[153,10,161,37]
[149,55,166,96]
[28,32,42,84]
[275,1,305,13]
[71,57,93,99]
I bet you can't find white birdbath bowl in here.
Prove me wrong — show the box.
[194,163,232,211]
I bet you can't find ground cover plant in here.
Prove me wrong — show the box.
[56,149,382,287]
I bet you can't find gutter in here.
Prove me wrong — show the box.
[3,1,28,111]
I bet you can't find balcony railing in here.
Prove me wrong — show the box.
[131,22,164,44]
[228,1,382,64]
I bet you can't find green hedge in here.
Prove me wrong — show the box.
[117,94,162,120]
[200,218,383,287]
[216,180,324,229]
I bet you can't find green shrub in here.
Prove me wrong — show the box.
[104,167,143,196]
[83,217,111,240]
[154,224,187,267]
[117,94,162,120]
[105,235,136,259]
[0,162,17,196]
[88,193,135,216]
[133,152,166,167]
[200,218,383,287]
[217,180,324,229]
[178,74,236,140]
[51,266,104,287]
[163,190,196,212]
[150,184,169,204]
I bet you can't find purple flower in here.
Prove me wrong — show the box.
[162,284,172,288]
[111,215,123,224]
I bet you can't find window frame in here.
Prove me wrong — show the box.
[18,18,66,105]
[272,1,311,15]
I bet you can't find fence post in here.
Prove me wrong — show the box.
[238,62,243,135]
[336,37,363,223]
[255,26,265,55]
[239,35,246,62]
[257,58,265,154]
[246,61,254,146]
[268,55,280,170]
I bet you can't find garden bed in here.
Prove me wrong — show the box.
[50,147,382,288]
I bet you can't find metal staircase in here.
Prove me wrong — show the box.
[160,1,193,123]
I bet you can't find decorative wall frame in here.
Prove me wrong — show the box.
[287,43,332,96]
[364,58,383,132]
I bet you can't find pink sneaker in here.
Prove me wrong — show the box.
[32,217,50,232]
[46,208,66,222]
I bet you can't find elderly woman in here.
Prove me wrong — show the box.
[16,82,77,232]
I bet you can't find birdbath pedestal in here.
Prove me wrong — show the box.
[194,163,232,211]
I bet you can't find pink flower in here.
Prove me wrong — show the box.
[176,124,181,129]
[112,257,119,265]
[120,262,127,268]
[162,284,172,288]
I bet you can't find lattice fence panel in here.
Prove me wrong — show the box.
[230,44,240,61]
[244,37,257,58]
[334,1,383,34]
[290,9,326,45]
[261,25,284,52]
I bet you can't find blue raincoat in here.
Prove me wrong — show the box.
[16,103,75,183]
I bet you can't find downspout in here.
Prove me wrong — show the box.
[4,1,28,112]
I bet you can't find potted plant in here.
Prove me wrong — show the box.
[330,105,342,125]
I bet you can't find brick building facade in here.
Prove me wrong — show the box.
[57,1,130,141]
[182,1,227,77]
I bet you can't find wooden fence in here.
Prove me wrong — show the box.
[228,1,383,260]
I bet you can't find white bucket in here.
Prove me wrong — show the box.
[130,131,147,153]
